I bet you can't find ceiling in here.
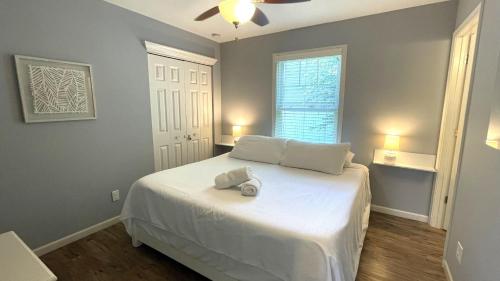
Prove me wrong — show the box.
[104,0,449,43]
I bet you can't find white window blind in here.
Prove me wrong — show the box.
[274,47,345,144]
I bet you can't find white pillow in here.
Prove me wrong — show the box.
[344,151,355,168]
[280,140,350,175]
[229,135,287,164]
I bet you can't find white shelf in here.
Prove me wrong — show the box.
[0,231,57,281]
[215,135,235,147]
[373,149,437,173]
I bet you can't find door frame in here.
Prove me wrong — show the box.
[429,4,482,229]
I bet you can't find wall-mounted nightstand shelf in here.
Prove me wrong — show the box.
[373,149,437,173]
[215,135,235,147]
[214,135,235,156]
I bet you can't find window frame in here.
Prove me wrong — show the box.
[272,45,348,143]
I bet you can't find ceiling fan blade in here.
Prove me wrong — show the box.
[251,8,269,26]
[260,0,310,3]
[195,6,220,21]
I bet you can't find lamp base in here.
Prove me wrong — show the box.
[384,151,397,163]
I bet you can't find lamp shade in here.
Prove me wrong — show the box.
[384,135,400,151]
[219,0,256,25]
[486,139,499,149]
[232,125,242,138]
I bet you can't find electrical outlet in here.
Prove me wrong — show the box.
[456,241,464,264]
[111,190,120,202]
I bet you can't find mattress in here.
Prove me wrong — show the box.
[121,153,371,281]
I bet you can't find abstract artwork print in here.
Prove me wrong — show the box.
[29,65,89,114]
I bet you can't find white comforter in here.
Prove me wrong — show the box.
[121,154,371,281]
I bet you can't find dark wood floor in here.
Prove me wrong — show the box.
[41,212,446,281]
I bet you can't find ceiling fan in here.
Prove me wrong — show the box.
[195,0,311,29]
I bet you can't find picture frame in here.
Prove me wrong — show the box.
[14,55,97,123]
[486,51,500,149]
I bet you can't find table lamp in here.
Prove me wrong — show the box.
[384,135,400,161]
[232,125,242,142]
[486,139,499,149]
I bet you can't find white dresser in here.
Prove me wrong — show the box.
[0,231,57,281]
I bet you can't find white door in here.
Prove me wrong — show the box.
[430,14,479,229]
[148,54,188,171]
[185,61,202,164]
[199,64,214,160]
[443,30,478,228]
[148,54,213,171]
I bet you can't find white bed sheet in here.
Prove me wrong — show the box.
[121,154,371,281]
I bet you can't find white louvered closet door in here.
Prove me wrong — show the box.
[148,54,213,171]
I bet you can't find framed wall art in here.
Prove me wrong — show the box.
[15,55,97,123]
[487,51,500,149]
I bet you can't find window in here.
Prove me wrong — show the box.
[273,46,346,144]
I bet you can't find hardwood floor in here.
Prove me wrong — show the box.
[356,213,446,281]
[41,212,447,281]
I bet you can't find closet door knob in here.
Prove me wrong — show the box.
[187,135,192,141]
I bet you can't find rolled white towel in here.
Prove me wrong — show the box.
[240,178,262,197]
[214,167,253,189]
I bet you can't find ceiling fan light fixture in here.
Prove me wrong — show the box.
[219,0,256,26]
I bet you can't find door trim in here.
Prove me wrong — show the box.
[429,3,481,229]
[145,41,217,66]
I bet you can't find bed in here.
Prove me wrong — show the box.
[121,153,371,281]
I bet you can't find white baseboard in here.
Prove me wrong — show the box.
[443,259,454,281]
[371,204,429,223]
[33,216,121,257]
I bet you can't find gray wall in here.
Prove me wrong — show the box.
[455,0,481,26]
[445,0,500,280]
[0,0,220,248]
[220,2,457,215]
